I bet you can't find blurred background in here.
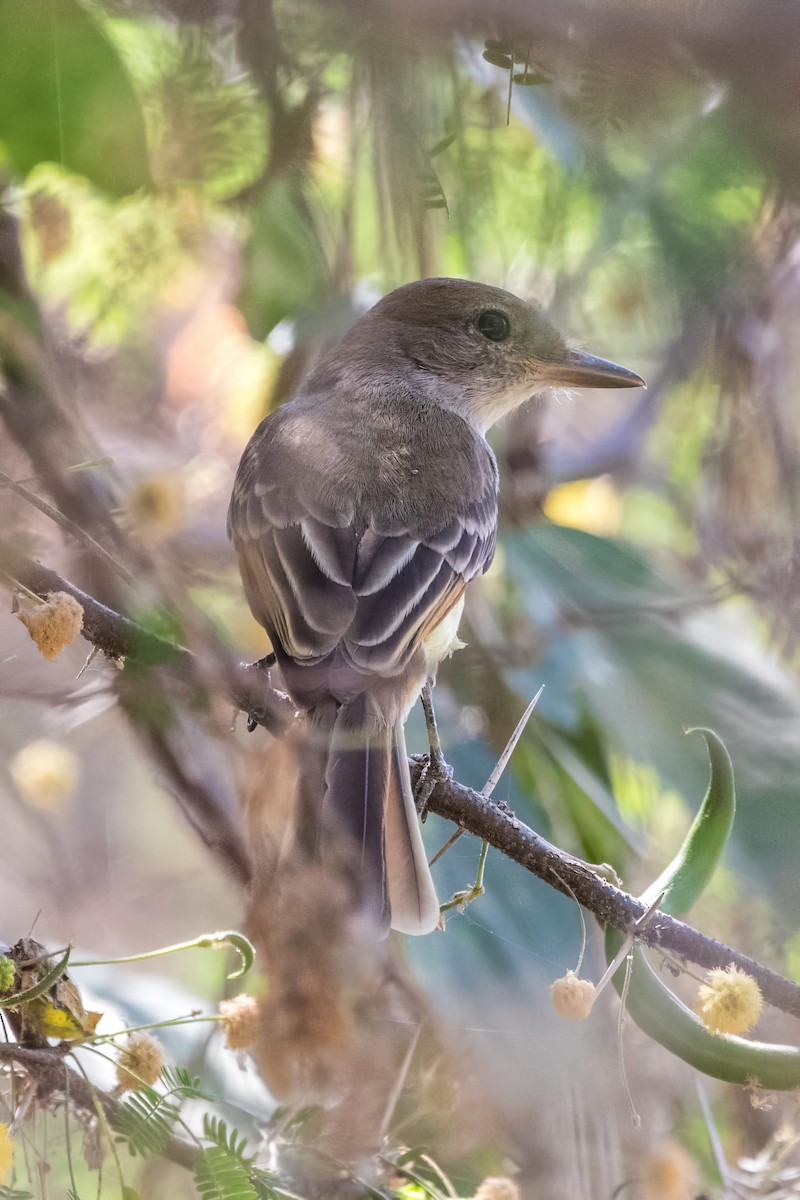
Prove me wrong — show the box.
[2,0,800,1195]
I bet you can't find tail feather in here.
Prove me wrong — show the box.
[385,724,440,935]
[322,700,391,929]
[319,700,439,934]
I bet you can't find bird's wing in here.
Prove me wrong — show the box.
[228,411,498,701]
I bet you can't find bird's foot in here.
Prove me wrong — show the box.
[252,653,276,672]
[413,746,454,820]
[414,679,452,818]
[241,653,277,731]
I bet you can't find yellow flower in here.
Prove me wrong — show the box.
[0,1123,15,1186]
[219,993,259,1052]
[695,965,763,1035]
[550,970,596,1020]
[10,740,80,810]
[115,1032,165,1091]
[474,1178,520,1200]
[642,1141,699,1200]
[18,591,83,661]
[543,476,620,535]
[126,473,186,541]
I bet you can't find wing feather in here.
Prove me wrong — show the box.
[228,404,498,703]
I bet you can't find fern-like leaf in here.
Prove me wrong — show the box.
[194,1147,258,1200]
[193,1116,260,1200]
[160,1064,211,1102]
[112,1084,181,1157]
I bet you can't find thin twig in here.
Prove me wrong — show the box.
[0,470,134,586]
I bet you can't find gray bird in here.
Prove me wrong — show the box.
[228,278,644,935]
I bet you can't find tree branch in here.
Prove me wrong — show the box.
[409,763,800,1020]
[0,1042,199,1172]
[0,541,294,737]
[5,547,800,1022]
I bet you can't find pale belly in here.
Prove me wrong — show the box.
[383,596,467,727]
[422,595,466,671]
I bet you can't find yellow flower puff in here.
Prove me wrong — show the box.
[10,740,80,810]
[695,965,763,1035]
[125,473,186,541]
[115,1032,165,1091]
[474,1177,520,1200]
[219,993,260,1052]
[642,1141,699,1200]
[550,970,596,1020]
[18,591,83,661]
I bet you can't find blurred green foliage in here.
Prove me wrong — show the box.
[3,0,800,1194]
[0,0,149,194]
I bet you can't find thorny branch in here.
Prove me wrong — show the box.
[0,542,294,736]
[5,545,800,1023]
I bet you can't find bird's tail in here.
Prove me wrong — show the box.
[315,698,440,935]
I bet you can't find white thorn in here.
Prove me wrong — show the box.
[481,684,544,798]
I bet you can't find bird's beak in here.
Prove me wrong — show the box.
[545,348,646,390]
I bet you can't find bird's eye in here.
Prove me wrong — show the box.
[476,309,510,342]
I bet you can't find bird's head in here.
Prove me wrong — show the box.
[336,277,644,431]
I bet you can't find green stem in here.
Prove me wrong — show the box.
[439,839,489,913]
[72,930,254,980]
[91,1014,225,1044]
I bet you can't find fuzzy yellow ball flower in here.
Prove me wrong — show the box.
[219,993,259,1052]
[10,740,80,810]
[126,473,186,541]
[642,1141,699,1200]
[115,1032,165,1092]
[18,591,83,661]
[0,1123,15,1186]
[551,970,596,1020]
[695,964,763,1035]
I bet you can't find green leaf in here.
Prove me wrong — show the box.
[159,1064,212,1102]
[607,933,800,1089]
[429,133,456,157]
[237,179,328,339]
[605,730,800,1088]
[383,1149,453,1200]
[112,1085,181,1157]
[194,1147,259,1200]
[202,1116,252,1162]
[0,0,149,194]
[194,931,255,980]
[641,728,736,917]
[482,50,513,70]
[512,72,550,86]
[196,1118,257,1200]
